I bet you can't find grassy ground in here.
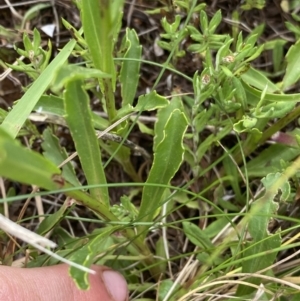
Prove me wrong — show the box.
[1,0,300,300]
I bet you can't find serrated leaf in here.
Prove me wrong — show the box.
[261,172,290,202]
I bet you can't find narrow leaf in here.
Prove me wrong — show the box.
[34,95,109,130]
[0,39,77,138]
[64,80,109,206]
[137,97,188,233]
[241,66,279,93]
[282,39,300,90]
[42,128,80,187]
[37,199,72,236]
[120,28,142,106]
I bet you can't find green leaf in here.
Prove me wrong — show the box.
[208,10,222,34]
[233,116,257,132]
[0,38,77,138]
[137,97,188,234]
[0,128,61,190]
[52,64,111,93]
[120,28,142,106]
[37,199,72,236]
[241,0,265,10]
[199,10,208,33]
[242,80,300,102]
[241,66,279,93]
[232,77,247,110]
[54,227,79,249]
[252,101,296,119]
[215,38,233,71]
[182,221,214,250]
[202,218,230,238]
[155,236,167,275]
[64,80,109,206]
[282,39,300,90]
[35,95,109,130]
[69,228,115,290]
[237,172,287,296]
[135,91,169,112]
[158,279,178,301]
[244,142,300,178]
[35,95,65,116]
[81,0,115,79]
[42,128,80,187]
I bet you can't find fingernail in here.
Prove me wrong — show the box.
[102,270,128,301]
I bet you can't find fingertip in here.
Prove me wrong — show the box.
[101,270,128,301]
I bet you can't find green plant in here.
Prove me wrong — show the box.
[2,1,300,300]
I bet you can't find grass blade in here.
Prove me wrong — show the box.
[0,39,77,138]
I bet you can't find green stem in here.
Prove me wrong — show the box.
[81,0,117,122]
[63,182,160,279]
[102,78,117,123]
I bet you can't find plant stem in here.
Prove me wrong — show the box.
[64,183,160,279]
